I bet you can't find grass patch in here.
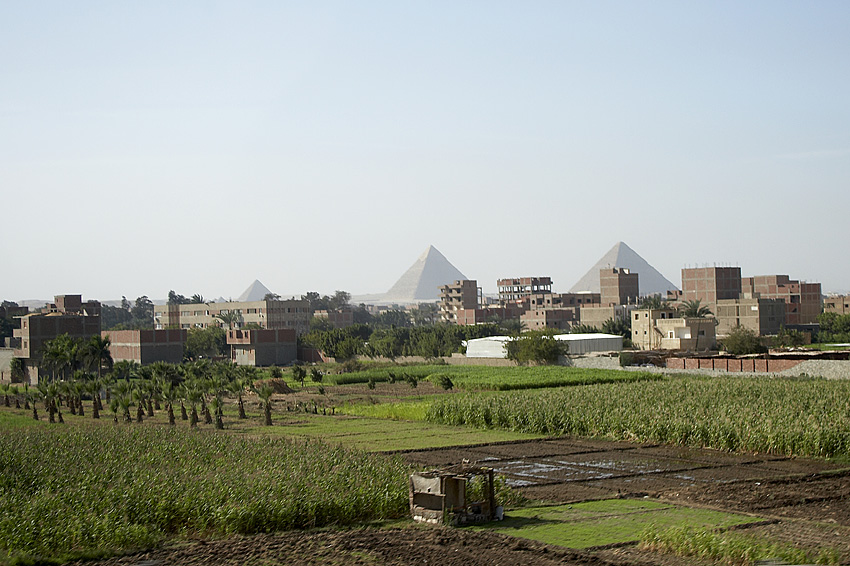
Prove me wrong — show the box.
[641,525,840,565]
[337,400,429,421]
[478,499,763,550]
[240,412,543,452]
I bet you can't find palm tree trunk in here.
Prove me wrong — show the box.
[264,403,272,426]
[168,404,175,426]
[238,395,246,419]
[181,401,188,420]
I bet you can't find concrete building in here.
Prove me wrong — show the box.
[105,329,186,365]
[824,295,850,315]
[681,267,742,308]
[227,328,297,367]
[741,275,822,325]
[12,294,102,384]
[578,305,633,330]
[521,307,577,331]
[631,309,716,350]
[529,292,600,309]
[497,277,552,303]
[600,268,639,306]
[154,298,310,335]
[312,308,354,329]
[439,280,481,323]
[715,295,786,337]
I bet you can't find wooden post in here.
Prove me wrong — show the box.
[487,468,496,521]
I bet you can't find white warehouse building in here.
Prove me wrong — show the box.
[465,333,622,358]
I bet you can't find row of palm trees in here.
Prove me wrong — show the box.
[9,357,278,428]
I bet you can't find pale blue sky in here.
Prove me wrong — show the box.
[2,1,849,301]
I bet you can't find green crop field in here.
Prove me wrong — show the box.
[477,499,762,550]
[427,375,850,459]
[0,426,410,564]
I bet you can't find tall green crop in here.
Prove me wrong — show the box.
[427,376,850,458]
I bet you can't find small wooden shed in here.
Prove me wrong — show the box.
[409,464,503,525]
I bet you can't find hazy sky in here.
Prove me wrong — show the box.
[3,1,849,302]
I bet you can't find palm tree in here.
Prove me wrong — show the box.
[638,295,670,310]
[679,299,713,318]
[161,381,179,426]
[84,335,113,380]
[214,310,241,329]
[678,299,714,351]
[251,382,275,426]
[210,396,224,430]
[112,360,140,382]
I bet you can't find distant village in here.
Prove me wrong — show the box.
[2,241,847,385]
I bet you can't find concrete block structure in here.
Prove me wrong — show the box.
[715,295,786,337]
[681,267,742,308]
[824,295,850,315]
[631,308,716,350]
[12,295,102,384]
[105,329,186,365]
[439,280,481,323]
[227,328,297,367]
[312,308,354,329]
[741,275,822,325]
[600,268,639,306]
[578,305,633,330]
[521,307,577,331]
[155,298,310,335]
[497,277,552,303]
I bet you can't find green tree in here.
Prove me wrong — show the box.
[679,299,712,318]
[571,324,600,334]
[505,331,566,365]
[167,291,192,305]
[214,310,241,329]
[601,318,630,339]
[638,295,669,310]
[374,309,411,328]
[84,335,113,379]
[185,326,227,360]
[131,296,154,326]
[190,294,205,304]
[328,290,351,310]
[252,382,275,426]
[722,325,767,355]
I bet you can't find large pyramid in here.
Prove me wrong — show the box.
[569,242,678,295]
[237,280,273,302]
[382,246,468,302]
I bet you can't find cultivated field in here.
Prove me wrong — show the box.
[2,364,849,565]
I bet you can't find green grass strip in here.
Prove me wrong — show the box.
[640,525,840,565]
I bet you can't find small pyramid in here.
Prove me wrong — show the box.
[237,280,273,302]
[569,242,678,295]
[383,246,468,302]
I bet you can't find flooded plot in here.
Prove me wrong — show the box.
[492,458,619,484]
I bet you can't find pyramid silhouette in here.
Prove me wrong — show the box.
[237,280,273,302]
[569,242,678,295]
[383,246,468,302]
